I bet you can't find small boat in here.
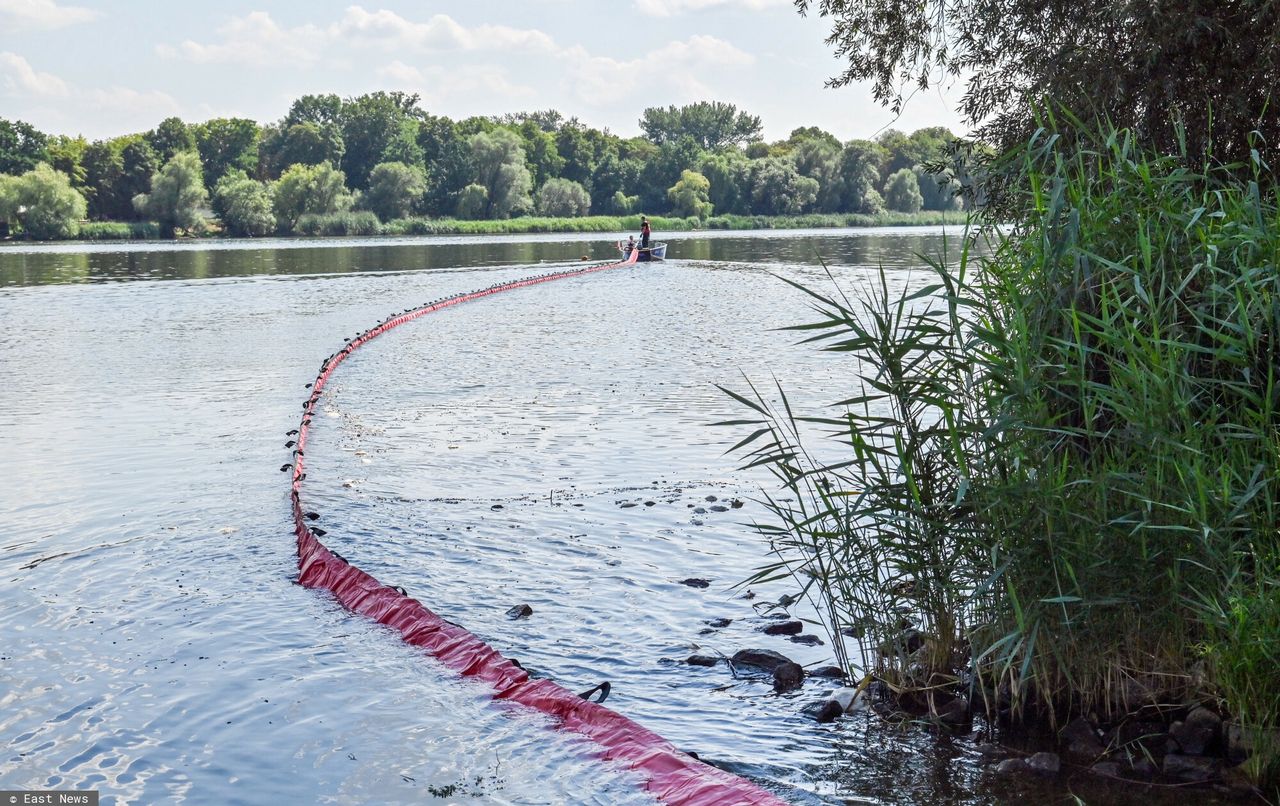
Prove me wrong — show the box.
[618,240,667,262]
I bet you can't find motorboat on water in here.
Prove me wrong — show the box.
[618,240,667,262]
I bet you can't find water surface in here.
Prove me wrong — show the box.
[2,230,1223,804]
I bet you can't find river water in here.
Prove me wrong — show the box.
[0,229,1215,805]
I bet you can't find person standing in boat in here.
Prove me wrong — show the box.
[639,215,651,250]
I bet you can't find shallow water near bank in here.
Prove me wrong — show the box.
[1,230,1242,804]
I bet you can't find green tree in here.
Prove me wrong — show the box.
[82,139,124,220]
[416,113,470,216]
[0,119,49,175]
[608,190,639,215]
[284,94,344,128]
[12,163,87,239]
[749,157,819,215]
[882,167,923,213]
[120,139,160,218]
[667,169,713,219]
[791,136,843,212]
[913,165,960,211]
[272,162,353,232]
[535,177,590,217]
[46,135,88,188]
[465,129,532,219]
[0,174,19,235]
[699,151,751,215]
[147,117,195,163]
[517,120,565,190]
[212,170,275,236]
[259,122,345,179]
[134,151,208,235]
[796,0,1280,167]
[639,102,763,150]
[638,136,704,212]
[339,91,425,190]
[455,183,488,219]
[555,124,605,191]
[195,118,260,185]
[362,161,426,221]
[837,140,886,214]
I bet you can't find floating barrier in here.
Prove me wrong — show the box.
[287,249,788,806]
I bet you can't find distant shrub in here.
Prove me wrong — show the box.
[295,210,380,236]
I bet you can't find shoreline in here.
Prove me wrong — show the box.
[0,211,969,245]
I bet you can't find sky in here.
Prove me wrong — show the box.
[0,0,967,143]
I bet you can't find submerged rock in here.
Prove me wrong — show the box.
[761,620,803,636]
[1163,753,1219,781]
[932,696,970,725]
[704,617,732,629]
[1027,752,1061,775]
[789,634,824,646]
[505,604,533,619]
[772,661,804,693]
[680,578,711,589]
[686,654,719,667]
[812,700,845,723]
[731,648,795,674]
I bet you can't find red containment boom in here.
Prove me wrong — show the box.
[288,249,789,806]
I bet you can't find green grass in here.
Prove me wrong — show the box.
[723,119,1279,791]
[74,221,163,240]
[704,210,966,230]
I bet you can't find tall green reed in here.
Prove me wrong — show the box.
[726,120,1279,786]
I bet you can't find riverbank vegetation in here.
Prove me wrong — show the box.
[726,0,1280,796]
[0,101,969,242]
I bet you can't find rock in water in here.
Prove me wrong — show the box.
[772,661,804,693]
[506,604,533,619]
[1163,754,1219,782]
[1027,752,1061,775]
[686,655,719,667]
[809,666,845,680]
[731,648,795,674]
[680,578,711,588]
[994,758,1028,775]
[813,700,844,723]
[789,634,824,646]
[761,620,803,636]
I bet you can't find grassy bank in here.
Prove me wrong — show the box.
[727,124,1279,792]
[4,211,961,242]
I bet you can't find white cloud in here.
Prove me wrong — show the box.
[0,51,70,96]
[84,86,183,120]
[333,6,557,53]
[0,0,99,30]
[562,35,753,105]
[159,7,557,70]
[635,0,787,17]
[376,61,536,106]
[161,11,327,67]
[376,60,425,85]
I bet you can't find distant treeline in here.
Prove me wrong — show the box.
[0,95,972,240]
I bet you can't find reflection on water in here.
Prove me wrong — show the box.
[2,229,1219,805]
